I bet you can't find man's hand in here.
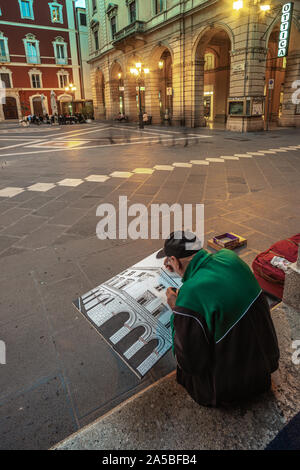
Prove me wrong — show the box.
[166,287,178,310]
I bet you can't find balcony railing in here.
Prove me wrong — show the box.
[27,55,40,64]
[56,57,68,65]
[113,20,146,44]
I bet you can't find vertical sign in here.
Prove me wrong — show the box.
[278,2,294,58]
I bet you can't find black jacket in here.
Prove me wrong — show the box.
[173,292,279,407]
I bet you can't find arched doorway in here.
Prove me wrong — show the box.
[3,97,18,119]
[57,94,72,115]
[110,62,125,117]
[194,27,232,128]
[32,96,43,116]
[147,45,173,124]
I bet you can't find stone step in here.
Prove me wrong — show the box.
[52,303,300,450]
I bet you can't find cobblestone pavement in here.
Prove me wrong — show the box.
[0,122,299,449]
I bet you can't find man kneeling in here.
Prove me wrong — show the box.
[157,231,279,407]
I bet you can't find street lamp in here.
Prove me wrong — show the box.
[65,83,77,115]
[130,62,150,129]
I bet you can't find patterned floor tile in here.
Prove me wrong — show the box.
[85,175,110,182]
[110,172,133,178]
[57,179,84,187]
[133,168,155,174]
[0,187,24,198]
[27,183,56,192]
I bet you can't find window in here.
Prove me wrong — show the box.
[0,73,11,88]
[52,37,68,65]
[204,53,215,71]
[93,29,99,50]
[129,1,136,23]
[24,35,40,64]
[0,34,9,62]
[92,0,97,13]
[154,0,163,14]
[58,71,69,89]
[110,16,116,38]
[49,2,63,24]
[31,73,41,88]
[19,0,34,20]
[80,13,87,26]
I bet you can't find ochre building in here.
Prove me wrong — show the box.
[87,0,300,131]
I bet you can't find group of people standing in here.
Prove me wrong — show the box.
[23,112,88,126]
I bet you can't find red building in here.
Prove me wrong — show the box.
[0,0,92,120]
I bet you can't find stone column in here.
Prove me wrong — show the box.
[109,79,121,118]
[279,50,300,128]
[124,76,138,122]
[91,66,107,120]
[226,46,267,132]
[145,70,161,125]
[191,58,206,128]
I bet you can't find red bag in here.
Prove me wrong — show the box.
[252,234,300,299]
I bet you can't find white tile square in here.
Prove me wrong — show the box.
[190,160,209,165]
[172,162,192,168]
[85,175,110,182]
[57,178,83,187]
[221,156,240,160]
[133,168,154,174]
[110,172,133,178]
[0,187,24,198]
[234,154,253,158]
[153,165,174,171]
[27,183,56,192]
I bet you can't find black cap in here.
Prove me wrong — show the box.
[156,231,202,259]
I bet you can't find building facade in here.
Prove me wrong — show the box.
[0,0,93,121]
[86,0,300,131]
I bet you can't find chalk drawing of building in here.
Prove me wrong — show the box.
[74,252,182,378]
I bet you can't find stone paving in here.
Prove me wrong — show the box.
[0,123,299,449]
